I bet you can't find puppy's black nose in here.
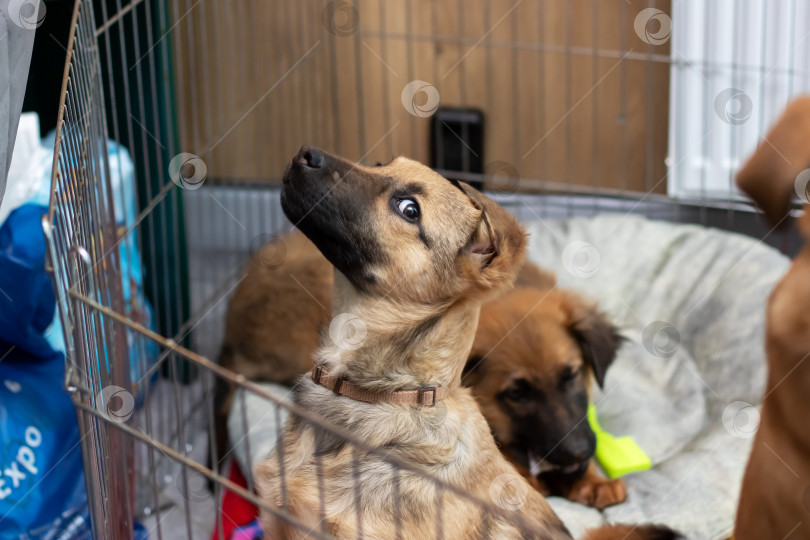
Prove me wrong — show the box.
[296,146,324,169]
[557,436,594,464]
[545,428,595,468]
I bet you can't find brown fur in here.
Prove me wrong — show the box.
[467,287,626,509]
[734,98,810,539]
[224,230,333,384]
[253,147,676,539]
[213,231,333,471]
[514,260,558,290]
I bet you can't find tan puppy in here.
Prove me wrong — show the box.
[734,97,810,539]
[254,146,677,539]
[215,238,624,510]
[467,287,626,510]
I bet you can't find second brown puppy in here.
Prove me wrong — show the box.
[468,286,626,509]
[216,232,625,509]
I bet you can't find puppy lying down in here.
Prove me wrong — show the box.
[469,286,627,509]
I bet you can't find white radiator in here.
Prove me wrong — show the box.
[667,0,810,200]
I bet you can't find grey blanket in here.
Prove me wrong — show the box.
[230,214,789,539]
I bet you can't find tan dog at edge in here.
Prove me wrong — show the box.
[253,146,677,539]
[734,97,810,539]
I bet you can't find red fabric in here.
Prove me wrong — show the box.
[211,461,260,540]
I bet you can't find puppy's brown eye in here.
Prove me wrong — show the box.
[396,199,420,221]
[562,366,581,385]
[503,379,532,402]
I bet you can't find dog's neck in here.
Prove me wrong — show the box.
[314,272,481,393]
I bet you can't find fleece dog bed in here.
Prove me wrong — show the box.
[228,214,789,540]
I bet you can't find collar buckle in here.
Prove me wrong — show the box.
[417,386,437,407]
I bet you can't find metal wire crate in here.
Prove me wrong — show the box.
[43,0,807,539]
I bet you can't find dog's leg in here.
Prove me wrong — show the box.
[563,462,627,510]
[257,453,317,540]
[208,347,236,491]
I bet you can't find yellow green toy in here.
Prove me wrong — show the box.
[587,404,652,479]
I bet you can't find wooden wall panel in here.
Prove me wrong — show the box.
[173,0,671,193]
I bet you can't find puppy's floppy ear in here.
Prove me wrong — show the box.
[458,182,527,293]
[737,96,810,227]
[560,291,623,388]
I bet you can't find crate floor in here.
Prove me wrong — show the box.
[136,379,219,540]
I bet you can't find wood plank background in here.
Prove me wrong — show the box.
[172,0,671,193]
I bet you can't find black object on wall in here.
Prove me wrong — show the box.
[430,107,484,189]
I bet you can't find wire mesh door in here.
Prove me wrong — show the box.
[42,0,138,536]
[44,0,809,538]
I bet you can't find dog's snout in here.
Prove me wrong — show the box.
[564,442,591,463]
[552,431,595,465]
[296,145,325,169]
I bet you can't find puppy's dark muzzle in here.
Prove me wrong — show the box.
[284,145,346,186]
[282,145,353,219]
[548,429,595,466]
[284,145,361,202]
[281,145,382,290]
[283,146,330,211]
[293,145,325,172]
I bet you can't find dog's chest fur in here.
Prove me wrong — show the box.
[256,380,553,539]
[295,380,481,465]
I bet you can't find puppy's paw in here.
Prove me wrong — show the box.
[569,476,627,509]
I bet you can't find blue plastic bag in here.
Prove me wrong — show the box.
[0,343,89,539]
[0,205,89,539]
[0,205,55,359]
